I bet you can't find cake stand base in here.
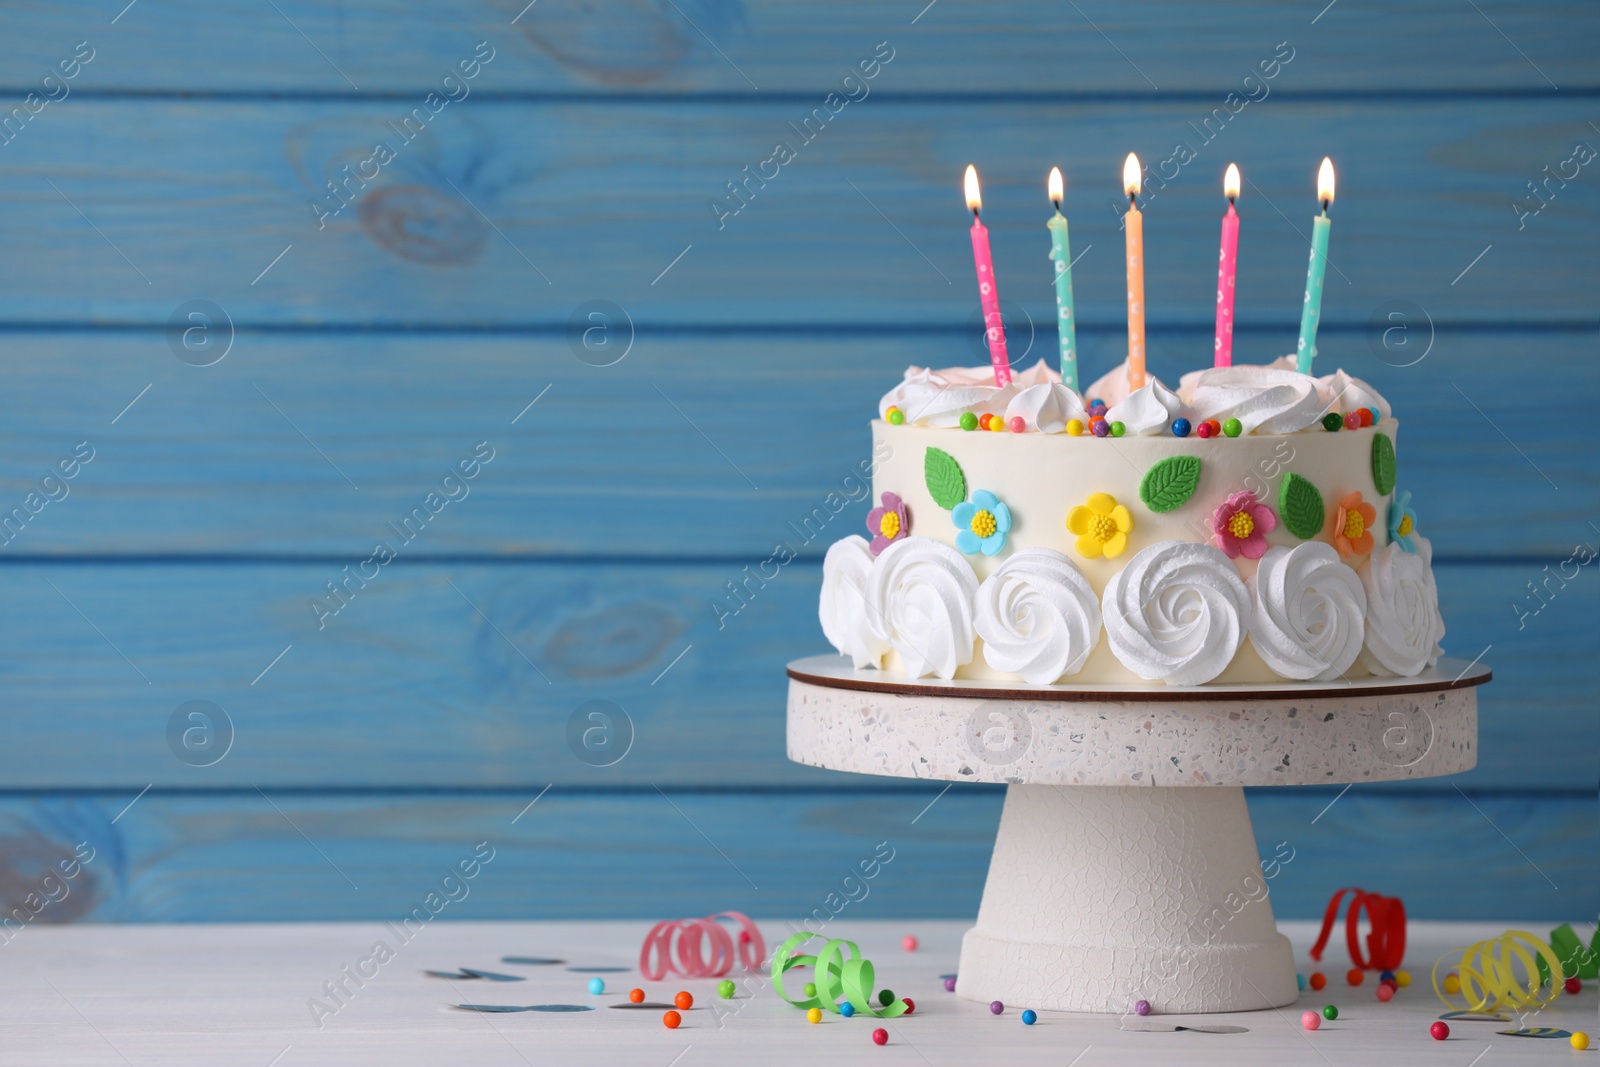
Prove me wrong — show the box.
[956,784,1295,1013]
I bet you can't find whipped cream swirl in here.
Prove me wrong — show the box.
[1318,369,1392,422]
[1182,365,1328,435]
[879,361,1058,428]
[974,548,1102,683]
[1102,540,1252,685]
[1247,543,1368,680]
[1104,378,1186,436]
[1004,383,1088,434]
[866,536,978,679]
[1359,534,1445,677]
[819,536,890,669]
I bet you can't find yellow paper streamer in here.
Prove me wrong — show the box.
[1432,930,1564,1013]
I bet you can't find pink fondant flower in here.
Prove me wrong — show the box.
[1212,490,1277,560]
[866,492,910,556]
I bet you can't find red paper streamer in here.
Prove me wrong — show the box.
[639,912,765,981]
[1310,887,1406,971]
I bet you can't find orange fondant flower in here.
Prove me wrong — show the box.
[1067,492,1133,559]
[1332,491,1377,557]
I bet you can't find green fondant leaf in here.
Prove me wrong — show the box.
[1280,472,1326,540]
[924,447,966,510]
[1372,433,1396,496]
[1139,455,1202,513]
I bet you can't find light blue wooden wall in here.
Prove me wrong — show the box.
[0,1,1593,926]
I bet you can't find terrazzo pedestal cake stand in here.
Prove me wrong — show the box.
[786,654,1489,1014]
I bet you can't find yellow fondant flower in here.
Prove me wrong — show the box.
[1067,492,1133,559]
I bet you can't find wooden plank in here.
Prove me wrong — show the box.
[0,331,1591,558]
[0,788,1589,922]
[0,100,1593,326]
[0,559,1588,790]
[2,1,1593,94]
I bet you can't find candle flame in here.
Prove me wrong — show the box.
[1048,166,1064,205]
[964,165,982,213]
[1318,157,1335,206]
[1224,163,1241,201]
[1123,153,1141,197]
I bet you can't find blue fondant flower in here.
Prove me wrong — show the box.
[952,489,1012,556]
[1388,490,1418,553]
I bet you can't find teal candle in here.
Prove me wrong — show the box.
[1296,158,1336,375]
[1047,167,1079,392]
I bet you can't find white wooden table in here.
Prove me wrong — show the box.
[2,920,1588,1065]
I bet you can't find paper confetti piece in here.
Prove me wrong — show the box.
[639,911,765,982]
[453,1004,594,1013]
[770,931,908,1019]
[1496,1028,1573,1039]
[501,957,565,965]
[566,966,632,973]
[1439,1010,1511,1022]
[1433,930,1564,1013]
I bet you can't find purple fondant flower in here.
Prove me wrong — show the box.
[1213,489,1277,560]
[866,492,910,556]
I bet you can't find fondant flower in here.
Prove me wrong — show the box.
[1332,490,1378,557]
[1387,490,1418,553]
[1212,490,1278,560]
[952,489,1011,556]
[865,492,910,556]
[1066,492,1133,559]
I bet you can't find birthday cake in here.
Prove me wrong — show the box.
[818,357,1445,687]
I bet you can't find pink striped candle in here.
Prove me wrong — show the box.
[964,165,1011,387]
[1214,163,1241,367]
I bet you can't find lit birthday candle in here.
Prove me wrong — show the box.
[965,165,1011,388]
[1046,167,1079,392]
[1296,157,1335,375]
[1214,163,1241,368]
[1122,153,1146,392]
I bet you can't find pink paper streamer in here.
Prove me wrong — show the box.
[639,911,765,981]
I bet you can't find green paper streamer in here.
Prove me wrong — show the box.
[770,931,909,1019]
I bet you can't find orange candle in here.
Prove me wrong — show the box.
[1123,153,1146,392]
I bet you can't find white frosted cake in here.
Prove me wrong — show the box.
[819,356,1445,687]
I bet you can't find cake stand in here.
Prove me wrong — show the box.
[786,655,1488,1013]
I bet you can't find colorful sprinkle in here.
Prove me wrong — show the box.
[1066,419,1085,437]
[977,413,991,431]
[1322,412,1344,432]
[1566,976,1583,994]
[1110,420,1126,437]
[960,412,979,432]
[664,1009,682,1028]
[902,935,918,952]
[1322,1004,1338,1020]
[806,1007,823,1023]
[1296,973,1307,990]
[1223,417,1243,438]
[1376,983,1394,1002]
[988,414,1004,432]
[841,1001,856,1017]
[1092,418,1111,437]
[990,1000,1005,1015]
[872,1029,888,1045]
[717,980,735,999]
[1021,1009,1037,1025]
[675,991,693,1009]
[1343,411,1361,430]
[804,983,818,998]
[1572,1032,1591,1051]
[902,998,914,1015]
[1134,999,1151,1016]
[1195,421,1214,439]
[1347,968,1364,986]
[1171,418,1191,438]
[1367,406,1382,425]
[1356,408,1373,428]
[943,977,956,992]
[1395,970,1411,988]
[1301,1010,1321,1031]
[1088,399,1107,417]
[1443,974,1460,995]
[878,989,895,1007]
[628,988,645,1003]
[887,408,905,426]
[1309,972,1327,991]
[1008,416,1025,434]
[1430,1021,1449,1041]
[587,978,605,995]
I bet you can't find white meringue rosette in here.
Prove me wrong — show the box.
[1247,543,1368,680]
[1359,533,1445,677]
[1318,368,1392,422]
[974,548,1103,684]
[879,361,1058,428]
[866,535,979,680]
[1181,365,1328,435]
[819,536,890,669]
[1102,540,1252,685]
[1104,377,1187,436]
[1004,382,1089,434]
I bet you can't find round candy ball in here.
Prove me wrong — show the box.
[1092,418,1110,438]
[1322,1004,1338,1020]
[887,408,905,426]
[717,980,736,999]
[1343,411,1361,430]
[1395,970,1411,988]
[1356,408,1373,428]
[1301,1010,1321,1031]
[1376,983,1394,1002]
[1442,974,1460,995]
[1134,999,1150,1016]
[943,977,956,992]
[1379,970,1396,983]
[871,1029,888,1046]
[1088,399,1108,417]
[1021,1009,1037,1025]
[1572,1032,1591,1051]
[1347,968,1364,986]
[1195,421,1214,439]
[674,991,694,1010]
[1367,406,1381,425]
[1565,976,1583,994]
[804,983,818,998]
[1066,419,1085,437]
[902,998,914,1015]
[988,414,1004,432]
[960,412,979,432]
[840,1001,856,1017]
[1322,412,1344,432]
[628,988,645,1003]
[806,1007,822,1024]
[1223,417,1242,438]
[990,1000,1004,1015]
[878,989,895,1007]
[1309,972,1327,991]
[1296,973,1307,990]
[1110,420,1126,437]
[663,1010,682,1029]
[587,978,605,995]
[1171,418,1191,438]
[977,413,992,431]
[1008,416,1025,434]
[902,934,918,952]
[1430,1021,1450,1041]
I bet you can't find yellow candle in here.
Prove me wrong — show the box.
[1123,153,1146,392]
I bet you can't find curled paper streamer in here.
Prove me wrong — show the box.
[770,931,908,1019]
[639,911,765,982]
[1309,887,1406,971]
[1432,930,1564,1013]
